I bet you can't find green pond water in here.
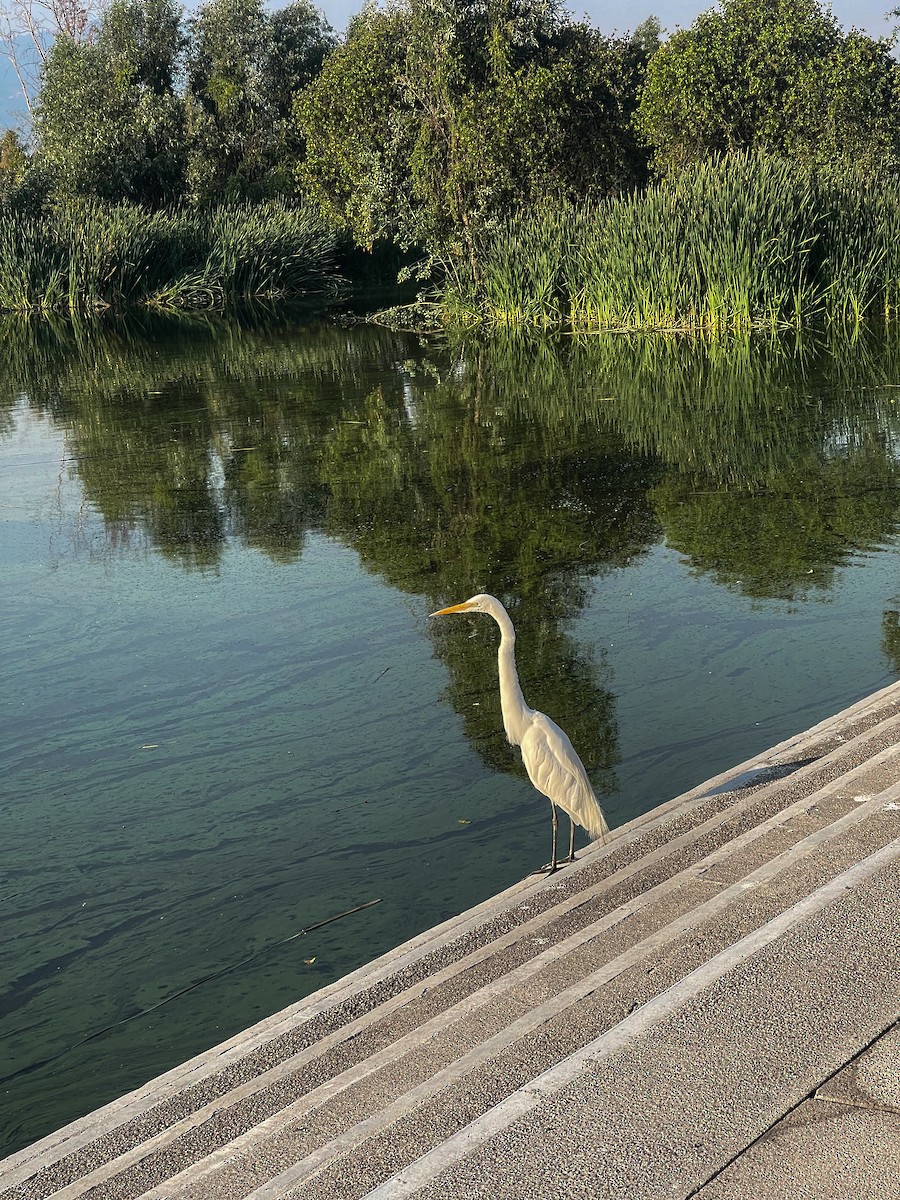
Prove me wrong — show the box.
[2,313,900,1156]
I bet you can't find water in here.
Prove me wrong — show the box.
[2,314,899,1156]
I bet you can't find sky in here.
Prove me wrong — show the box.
[1,0,898,130]
[314,0,899,36]
[584,0,897,39]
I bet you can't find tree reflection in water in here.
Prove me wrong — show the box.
[3,312,900,786]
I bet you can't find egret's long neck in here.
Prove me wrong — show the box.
[494,608,532,746]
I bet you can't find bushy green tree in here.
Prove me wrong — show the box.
[293,6,414,249]
[0,0,100,123]
[0,128,51,212]
[295,0,650,274]
[787,31,900,171]
[0,129,27,196]
[98,0,184,93]
[185,0,334,201]
[637,0,900,175]
[33,0,187,204]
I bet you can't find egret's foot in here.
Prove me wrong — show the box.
[533,861,562,875]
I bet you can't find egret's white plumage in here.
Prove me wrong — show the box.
[431,593,609,871]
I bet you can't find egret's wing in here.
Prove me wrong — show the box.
[520,713,609,840]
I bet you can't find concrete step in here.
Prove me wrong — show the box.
[2,681,900,1200]
[207,791,900,1200]
[365,841,900,1200]
[691,1017,900,1200]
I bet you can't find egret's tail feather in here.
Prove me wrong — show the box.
[573,787,609,842]
[586,806,610,842]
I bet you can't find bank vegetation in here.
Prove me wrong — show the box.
[1,0,899,325]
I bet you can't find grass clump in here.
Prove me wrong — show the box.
[464,153,900,332]
[0,201,343,314]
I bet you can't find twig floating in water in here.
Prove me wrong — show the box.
[287,897,383,939]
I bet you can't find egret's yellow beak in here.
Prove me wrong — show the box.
[430,601,475,617]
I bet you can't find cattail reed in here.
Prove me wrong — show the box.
[0,201,342,314]
[463,154,900,332]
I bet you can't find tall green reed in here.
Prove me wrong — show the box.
[161,202,343,308]
[815,169,900,325]
[0,200,342,314]
[468,205,570,328]
[466,153,900,333]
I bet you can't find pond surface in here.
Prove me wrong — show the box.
[2,313,900,1156]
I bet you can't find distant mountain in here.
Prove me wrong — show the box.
[0,49,34,134]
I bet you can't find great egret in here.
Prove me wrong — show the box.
[431,593,609,872]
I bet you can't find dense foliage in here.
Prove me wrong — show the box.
[295,0,652,277]
[1,0,899,320]
[636,0,900,175]
[30,0,334,204]
[457,154,900,330]
[0,201,342,313]
[33,0,188,204]
[185,0,334,202]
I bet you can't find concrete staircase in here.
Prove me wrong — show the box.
[3,682,900,1200]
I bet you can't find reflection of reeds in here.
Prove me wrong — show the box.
[467,154,900,332]
[452,324,900,492]
[0,202,343,314]
[0,307,410,419]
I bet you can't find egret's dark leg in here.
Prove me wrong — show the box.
[548,803,559,873]
[566,817,576,863]
[532,803,562,875]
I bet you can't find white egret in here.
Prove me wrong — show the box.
[431,594,609,872]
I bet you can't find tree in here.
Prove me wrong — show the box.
[295,0,651,276]
[630,15,662,59]
[0,127,27,200]
[788,30,900,172]
[33,0,187,204]
[293,5,411,248]
[184,0,334,202]
[0,0,98,120]
[636,0,900,175]
[98,0,183,94]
